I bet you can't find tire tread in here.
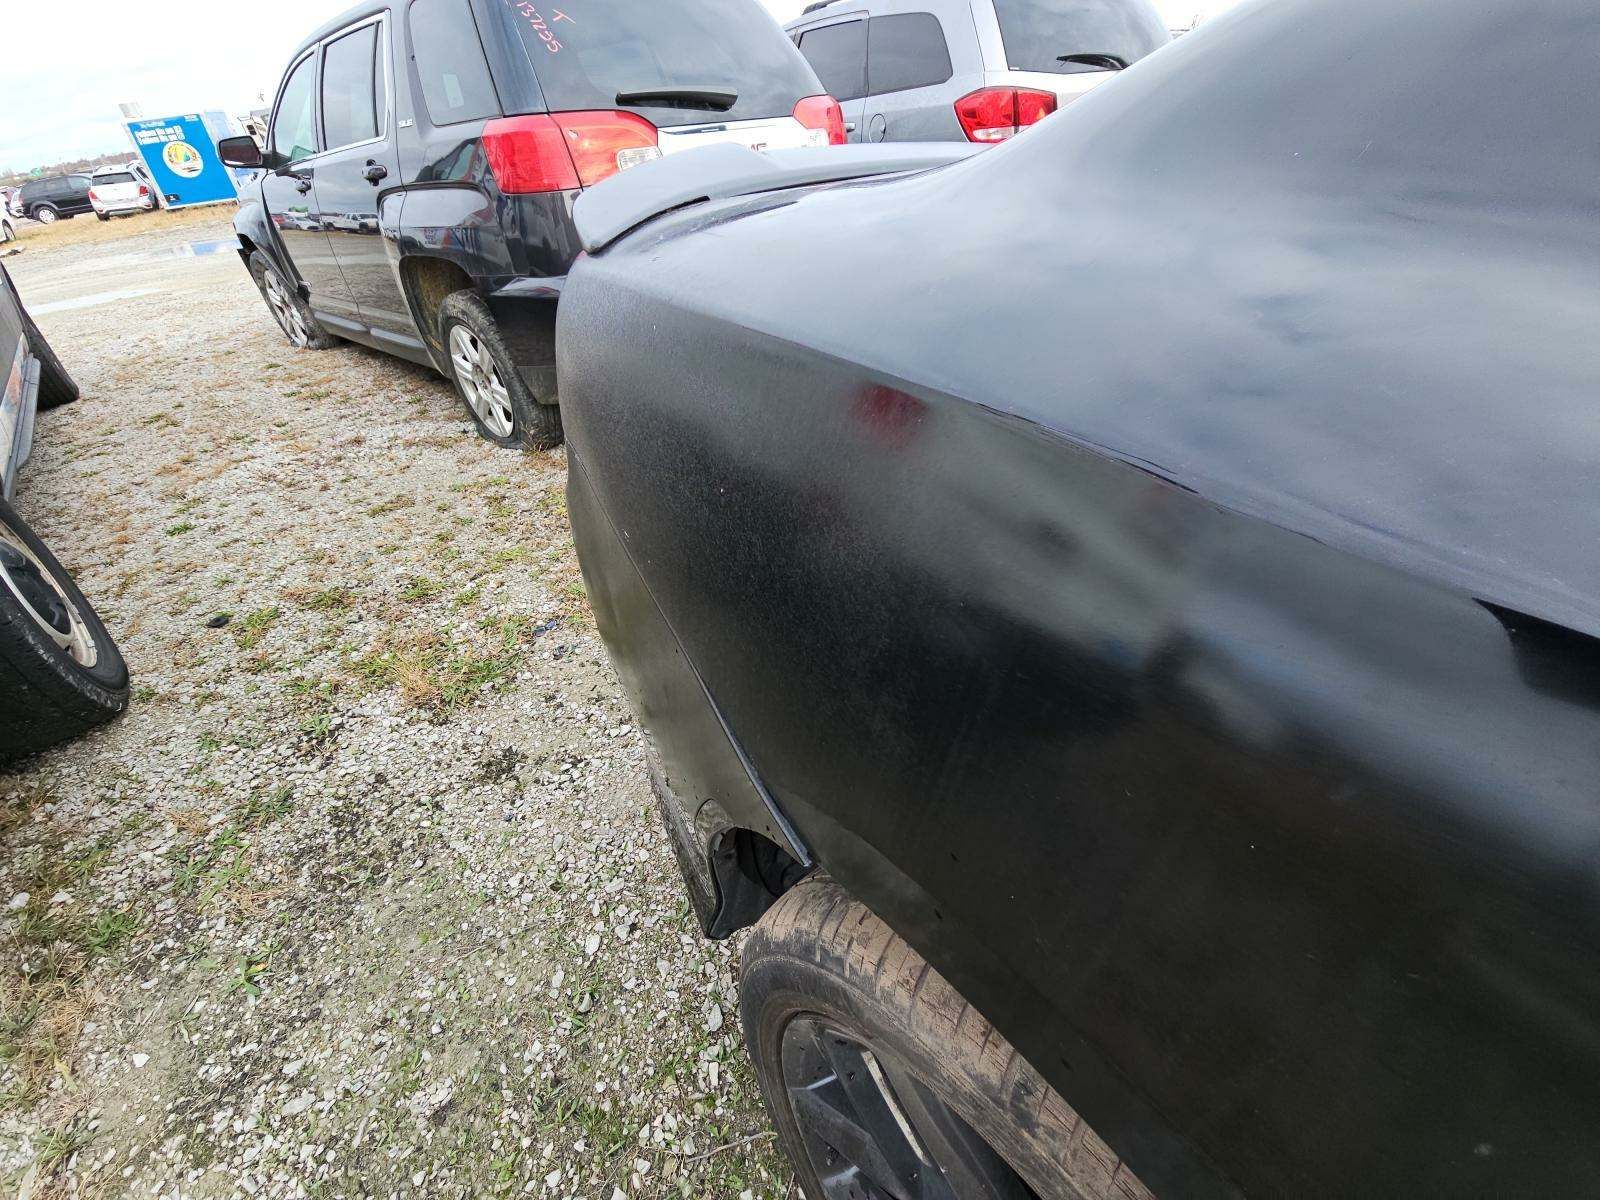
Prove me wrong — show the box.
[742,876,1156,1200]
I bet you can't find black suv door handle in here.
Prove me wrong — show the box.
[364,161,388,185]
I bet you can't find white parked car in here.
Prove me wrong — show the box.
[88,168,156,220]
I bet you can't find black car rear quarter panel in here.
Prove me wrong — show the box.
[557,0,1600,1194]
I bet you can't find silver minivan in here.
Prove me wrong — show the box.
[786,0,1169,144]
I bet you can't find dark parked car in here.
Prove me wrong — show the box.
[558,0,1600,1194]
[13,176,95,225]
[1,264,130,763]
[218,0,844,451]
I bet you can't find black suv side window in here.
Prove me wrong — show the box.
[797,21,868,103]
[867,13,953,95]
[274,54,320,163]
[323,22,382,149]
[408,0,500,127]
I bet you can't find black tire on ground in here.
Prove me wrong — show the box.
[0,498,129,765]
[31,205,58,225]
[21,309,80,411]
[96,212,111,222]
[438,290,563,451]
[246,250,337,351]
[740,877,1155,1200]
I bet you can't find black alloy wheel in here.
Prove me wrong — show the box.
[780,1015,1038,1200]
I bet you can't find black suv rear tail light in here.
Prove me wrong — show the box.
[482,111,662,194]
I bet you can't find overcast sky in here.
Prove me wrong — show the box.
[0,0,1243,172]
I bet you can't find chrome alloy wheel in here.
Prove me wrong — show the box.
[263,266,309,347]
[449,324,515,440]
[0,516,97,668]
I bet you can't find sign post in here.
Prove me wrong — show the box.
[125,113,243,209]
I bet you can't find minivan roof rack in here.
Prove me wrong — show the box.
[800,0,845,14]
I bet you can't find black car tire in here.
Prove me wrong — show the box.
[31,205,58,226]
[247,251,336,351]
[741,877,1154,1200]
[95,212,111,223]
[0,498,129,765]
[439,290,563,451]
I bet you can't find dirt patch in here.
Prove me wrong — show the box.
[0,216,790,1198]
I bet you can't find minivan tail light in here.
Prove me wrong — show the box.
[88,189,100,203]
[954,87,1058,143]
[138,184,150,197]
[793,95,847,146]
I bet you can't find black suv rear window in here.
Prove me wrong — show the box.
[490,0,821,126]
[992,0,1168,74]
[409,0,502,126]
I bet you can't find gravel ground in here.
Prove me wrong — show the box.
[0,211,793,1199]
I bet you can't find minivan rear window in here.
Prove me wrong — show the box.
[489,0,822,126]
[991,0,1168,75]
[94,173,135,185]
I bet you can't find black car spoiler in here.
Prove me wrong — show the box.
[573,142,980,254]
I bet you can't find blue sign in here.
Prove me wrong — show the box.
[125,113,242,209]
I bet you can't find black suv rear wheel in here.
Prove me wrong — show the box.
[31,205,59,225]
[0,498,129,764]
[439,291,563,452]
[740,878,1154,1200]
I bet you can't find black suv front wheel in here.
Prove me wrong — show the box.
[741,877,1154,1200]
[439,291,563,452]
[247,251,336,351]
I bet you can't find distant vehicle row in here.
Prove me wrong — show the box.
[5,165,158,225]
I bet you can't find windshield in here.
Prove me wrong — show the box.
[489,0,822,126]
[992,0,1168,74]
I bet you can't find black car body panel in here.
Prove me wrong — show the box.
[558,0,1600,1194]
[0,266,40,500]
[1,264,76,500]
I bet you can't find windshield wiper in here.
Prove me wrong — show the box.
[1057,53,1128,70]
[616,87,738,112]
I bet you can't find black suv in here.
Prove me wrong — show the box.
[14,176,95,225]
[219,0,843,450]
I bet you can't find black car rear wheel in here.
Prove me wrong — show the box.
[0,498,129,764]
[32,205,58,225]
[741,878,1154,1200]
[247,251,336,350]
[439,291,563,452]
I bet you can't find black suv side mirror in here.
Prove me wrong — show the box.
[218,136,265,169]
